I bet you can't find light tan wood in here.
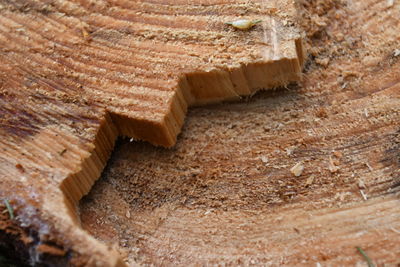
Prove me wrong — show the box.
[0,0,304,265]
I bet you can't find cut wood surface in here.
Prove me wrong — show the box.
[80,0,400,266]
[0,0,304,266]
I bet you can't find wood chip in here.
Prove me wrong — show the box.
[358,179,367,189]
[290,162,304,177]
[360,190,368,201]
[260,156,269,164]
[328,156,339,173]
[306,175,315,186]
[365,162,373,171]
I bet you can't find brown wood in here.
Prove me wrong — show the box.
[80,0,400,266]
[0,0,304,266]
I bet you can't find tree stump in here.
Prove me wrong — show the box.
[0,0,304,265]
[81,0,400,266]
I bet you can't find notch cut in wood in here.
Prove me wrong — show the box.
[0,0,304,266]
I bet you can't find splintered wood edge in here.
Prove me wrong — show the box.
[112,44,305,148]
[62,41,305,212]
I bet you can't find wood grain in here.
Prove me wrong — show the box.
[79,0,400,266]
[0,0,304,266]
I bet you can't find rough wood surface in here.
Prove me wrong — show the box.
[0,0,304,266]
[79,0,400,266]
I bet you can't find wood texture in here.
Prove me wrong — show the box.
[79,0,400,266]
[0,0,304,266]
